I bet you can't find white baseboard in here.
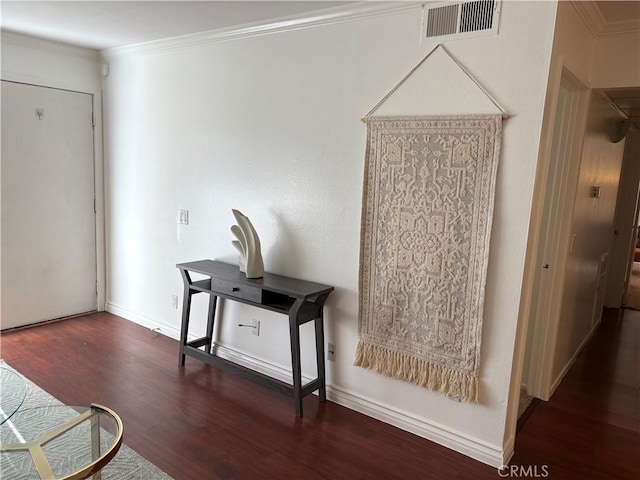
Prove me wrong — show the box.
[106,302,183,340]
[326,384,504,467]
[105,302,504,468]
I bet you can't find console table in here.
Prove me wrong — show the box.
[177,260,334,417]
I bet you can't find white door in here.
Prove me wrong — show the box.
[1,81,97,329]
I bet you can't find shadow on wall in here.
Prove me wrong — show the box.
[264,210,303,276]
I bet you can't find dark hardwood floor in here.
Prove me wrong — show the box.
[1,308,637,479]
[511,307,640,480]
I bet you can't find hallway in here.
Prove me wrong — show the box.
[624,262,640,310]
[512,308,640,479]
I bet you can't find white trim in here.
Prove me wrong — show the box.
[502,433,515,467]
[107,301,504,468]
[101,1,422,58]
[571,1,640,37]
[571,0,606,37]
[522,65,590,402]
[0,76,106,315]
[105,302,181,338]
[327,385,504,467]
[0,34,103,312]
[215,344,300,385]
[93,94,106,313]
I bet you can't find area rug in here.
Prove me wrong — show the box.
[355,115,502,403]
[0,360,173,479]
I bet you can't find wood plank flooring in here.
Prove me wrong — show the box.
[1,308,638,479]
[511,307,639,480]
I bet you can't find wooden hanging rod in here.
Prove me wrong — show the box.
[361,113,511,123]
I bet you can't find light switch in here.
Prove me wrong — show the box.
[178,209,189,225]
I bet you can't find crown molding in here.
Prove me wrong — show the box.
[571,1,640,37]
[571,0,605,36]
[1,29,99,60]
[598,19,640,37]
[101,1,422,58]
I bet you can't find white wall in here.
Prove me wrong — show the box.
[1,31,101,91]
[102,2,557,466]
[0,31,106,310]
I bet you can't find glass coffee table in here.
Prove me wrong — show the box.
[0,367,27,424]
[0,404,123,480]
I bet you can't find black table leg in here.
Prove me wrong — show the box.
[289,299,304,417]
[315,316,326,403]
[315,292,330,403]
[205,294,218,354]
[178,270,193,366]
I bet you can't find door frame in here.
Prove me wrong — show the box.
[0,77,106,313]
[623,188,640,305]
[523,69,589,400]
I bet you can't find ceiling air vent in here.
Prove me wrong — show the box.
[423,0,501,41]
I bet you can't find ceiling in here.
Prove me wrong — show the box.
[0,1,355,50]
[604,88,640,129]
[1,1,638,128]
[579,1,640,130]
[1,1,639,51]
[595,0,640,24]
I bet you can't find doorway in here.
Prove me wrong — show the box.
[523,70,588,400]
[524,81,630,401]
[1,81,97,329]
[606,126,640,310]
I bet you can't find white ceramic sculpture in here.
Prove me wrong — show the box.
[230,209,264,278]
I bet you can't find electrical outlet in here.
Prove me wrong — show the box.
[171,295,179,309]
[239,319,261,335]
[327,343,335,361]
